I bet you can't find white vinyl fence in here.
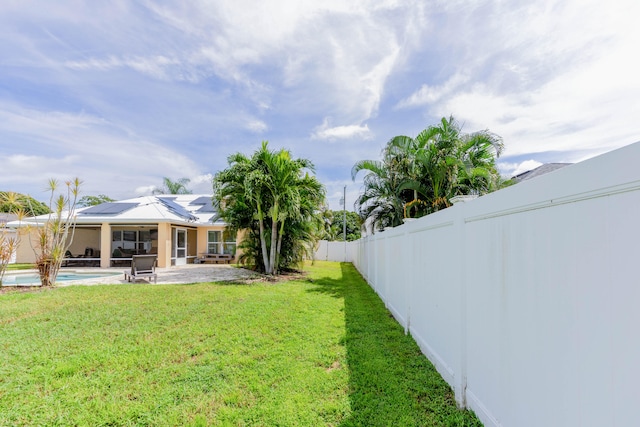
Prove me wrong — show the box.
[320,141,640,427]
[313,239,356,262]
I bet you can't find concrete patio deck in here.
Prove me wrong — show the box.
[5,264,261,288]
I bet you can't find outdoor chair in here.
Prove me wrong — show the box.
[124,254,158,283]
[62,250,74,267]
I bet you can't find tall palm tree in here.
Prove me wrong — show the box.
[152,177,192,195]
[353,116,504,230]
[351,159,405,232]
[390,116,504,214]
[213,142,325,275]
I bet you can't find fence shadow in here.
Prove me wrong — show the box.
[308,262,480,426]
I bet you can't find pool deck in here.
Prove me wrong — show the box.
[3,264,261,287]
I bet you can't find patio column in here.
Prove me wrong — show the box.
[100,223,111,268]
[157,223,172,268]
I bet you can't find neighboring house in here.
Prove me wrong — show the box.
[8,195,238,268]
[0,213,17,227]
[1,213,18,264]
[511,163,572,183]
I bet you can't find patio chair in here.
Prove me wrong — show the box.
[62,250,73,267]
[124,254,157,283]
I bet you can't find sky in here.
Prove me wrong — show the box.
[1,0,639,211]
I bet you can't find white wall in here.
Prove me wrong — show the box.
[325,141,640,427]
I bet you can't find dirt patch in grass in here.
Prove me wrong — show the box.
[0,285,48,295]
[234,268,309,284]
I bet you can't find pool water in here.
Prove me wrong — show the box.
[1,272,120,285]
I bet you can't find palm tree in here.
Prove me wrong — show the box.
[353,116,504,229]
[455,129,504,195]
[213,142,325,275]
[0,191,50,215]
[152,177,192,195]
[351,159,405,232]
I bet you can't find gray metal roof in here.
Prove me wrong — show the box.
[9,194,221,227]
[512,163,572,182]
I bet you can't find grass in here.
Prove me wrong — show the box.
[0,261,481,426]
[5,263,34,271]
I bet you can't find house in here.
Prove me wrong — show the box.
[9,195,238,268]
[511,163,572,183]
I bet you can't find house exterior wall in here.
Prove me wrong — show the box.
[196,225,239,262]
[12,220,242,268]
[14,228,36,264]
[68,228,101,257]
[196,227,209,256]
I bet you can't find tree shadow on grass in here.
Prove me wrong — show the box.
[308,262,482,427]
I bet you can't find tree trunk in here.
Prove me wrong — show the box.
[275,219,286,275]
[256,204,271,274]
[37,258,53,287]
[269,216,278,275]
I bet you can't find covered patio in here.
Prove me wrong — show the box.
[11,195,237,269]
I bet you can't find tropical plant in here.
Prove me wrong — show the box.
[0,191,50,215]
[1,193,30,286]
[28,179,82,287]
[213,142,325,275]
[323,210,362,241]
[351,159,406,231]
[0,230,19,286]
[353,116,504,232]
[152,177,192,195]
[78,194,115,207]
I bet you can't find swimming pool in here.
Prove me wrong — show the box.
[1,271,120,285]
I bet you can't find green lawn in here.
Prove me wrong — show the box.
[0,261,481,426]
[5,263,34,271]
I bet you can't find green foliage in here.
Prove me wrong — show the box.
[1,192,27,286]
[0,261,481,426]
[324,210,361,241]
[29,178,82,287]
[353,116,505,232]
[77,194,115,207]
[0,191,50,215]
[153,177,192,195]
[0,229,18,286]
[213,141,326,275]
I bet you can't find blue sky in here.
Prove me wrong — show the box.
[1,0,639,210]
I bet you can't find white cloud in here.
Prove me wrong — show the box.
[64,54,205,82]
[396,72,470,109]
[0,103,208,200]
[149,1,416,121]
[2,0,639,204]
[419,0,640,159]
[322,178,363,212]
[311,119,373,141]
[134,185,156,196]
[189,174,214,194]
[246,120,268,133]
[498,160,543,178]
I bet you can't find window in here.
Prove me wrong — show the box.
[207,231,221,254]
[207,230,236,255]
[223,230,237,255]
[111,228,154,254]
